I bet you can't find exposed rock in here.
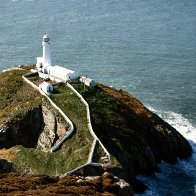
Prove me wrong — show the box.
[84,84,192,192]
[0,104,68,152]
[101,172,134,196]
[0,106,43,149]
[36,106,56,150]
[116,179,133,196]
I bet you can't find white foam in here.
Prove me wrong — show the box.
[147,107,196,142]
[135,107,196,196]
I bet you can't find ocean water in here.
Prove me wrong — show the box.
[0,0,195,195]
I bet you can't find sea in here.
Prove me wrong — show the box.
[0,0,195,195]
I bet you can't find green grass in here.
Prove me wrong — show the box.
[12,83,94,175]
[71,83,147,167]
[48,83,94,171]
[13,145,90,175]
[0,69,42,124]
[0,68,94,175]
[10,82,94,175]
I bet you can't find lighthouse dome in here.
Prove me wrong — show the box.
[43,34,50,43]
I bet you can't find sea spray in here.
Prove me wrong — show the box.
[136,108,196,196]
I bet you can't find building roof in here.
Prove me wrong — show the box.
[80,76,94,83]
[51,65,75,73]
[40,81,52,88]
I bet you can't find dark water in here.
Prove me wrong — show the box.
[0,0,195,195]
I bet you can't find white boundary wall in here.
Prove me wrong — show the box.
[66,83,110,159]
[87,139,97,164]
[23,74,109,175]
[22,76,74,152]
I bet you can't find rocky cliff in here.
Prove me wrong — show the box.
[0,106,43,149]
[0,68,192,194]
[0,105,66,151]
[78,83,192,192]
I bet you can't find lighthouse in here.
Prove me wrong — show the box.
[42,34,52,68]
[36,34,79,81]
[36,34,52,73]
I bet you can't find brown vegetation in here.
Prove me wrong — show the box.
[73,82,192,192]
[0,172,133,196]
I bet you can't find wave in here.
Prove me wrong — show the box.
[12,0,34,2]
[135,107,196,196]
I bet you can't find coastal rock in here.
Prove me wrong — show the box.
[0,106,43,148]
[36,106,56,150]
[116,179,133,196]
[0,104,67,151]
[85,84,192,192]
[101,172,134,196]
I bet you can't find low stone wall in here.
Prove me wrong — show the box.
[22,76,74,152]
[66,83,110,160]
[87,139,97,164]
[23,74,109,176]
[3,67,23,72]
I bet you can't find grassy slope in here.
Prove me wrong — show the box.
[0,69,93,175]
[0,69,42,124]
[0,69,142,175]
[49,84,94,167]
[71,83,150,170]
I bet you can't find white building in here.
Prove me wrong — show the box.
[79,76,96,87]
[48,65,78,81]
[36,34,78,81]
[39,81,53,94]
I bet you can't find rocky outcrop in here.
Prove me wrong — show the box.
[83,84,192,192]
[0,172,133,196]
[36,106,56,151]
[0,106,43,148]
[0,105,67,151]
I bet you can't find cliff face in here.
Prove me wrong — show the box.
[0,106,64,150]
[0,107,43,149]
[80,83,192,192]
[98,84,192,163]
[0,69,192,194]
[0,105,66,151]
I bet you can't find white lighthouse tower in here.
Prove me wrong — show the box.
[36,34,52,73]
[36,34,79,81]
[42,34,52,69]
